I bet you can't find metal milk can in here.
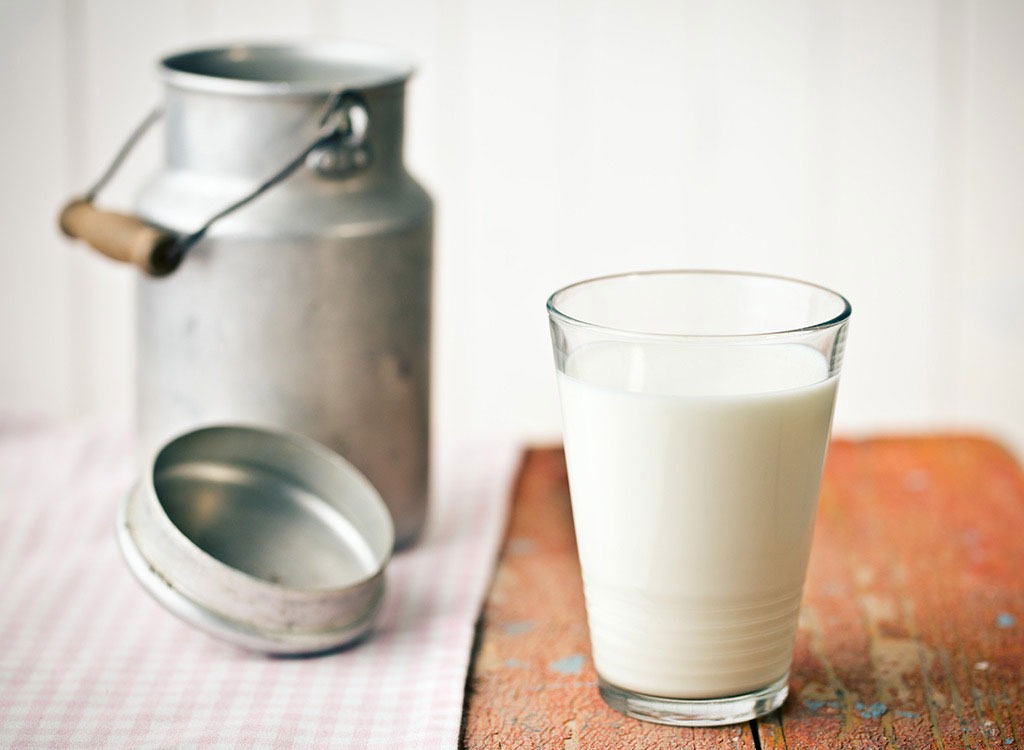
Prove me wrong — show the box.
[59,43,432,547]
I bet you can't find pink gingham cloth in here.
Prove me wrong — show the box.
[0,420,517,749]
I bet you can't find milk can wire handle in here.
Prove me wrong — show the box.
[187,91,368,249]
[57,91,367,277]
[83,106,165,202]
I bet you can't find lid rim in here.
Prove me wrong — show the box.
[120,423,393,654]
[159,41,415,97]
[118,497,384,654]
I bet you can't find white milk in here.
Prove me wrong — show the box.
[558,341,837,699]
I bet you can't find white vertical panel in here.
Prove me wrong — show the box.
[601,0,817,275]
[184,0,317,41]
[0,0,74,418]
[960,0,1024,455]
[63,1,197,420]
[931,0,968,418]
[823,0,951,435]
[433,0,569,447]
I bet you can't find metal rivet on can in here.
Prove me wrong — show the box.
[117,424,394,654]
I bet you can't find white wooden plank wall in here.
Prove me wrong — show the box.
[1,0,1021,462]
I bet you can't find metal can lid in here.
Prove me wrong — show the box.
[118,424,394,654]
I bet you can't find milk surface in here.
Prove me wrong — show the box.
[558,341,837,699]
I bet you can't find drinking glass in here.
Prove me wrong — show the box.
[547,270,851,726]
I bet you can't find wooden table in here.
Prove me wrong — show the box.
[462,437,1024,748]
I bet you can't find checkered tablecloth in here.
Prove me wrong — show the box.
[0,420,516,749]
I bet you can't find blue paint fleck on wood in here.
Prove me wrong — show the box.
[855,702,888,719]
[549,654,585,675]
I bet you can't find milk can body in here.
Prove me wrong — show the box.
[134,44,432,547]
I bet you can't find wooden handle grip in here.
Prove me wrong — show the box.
[58,199,181,276]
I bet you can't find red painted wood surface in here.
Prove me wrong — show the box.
[462,437,1024,748]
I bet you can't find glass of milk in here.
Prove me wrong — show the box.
[547,270,851,726]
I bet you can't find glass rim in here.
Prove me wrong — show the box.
[546,269,852,340]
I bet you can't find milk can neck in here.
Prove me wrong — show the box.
[162,85,407,184]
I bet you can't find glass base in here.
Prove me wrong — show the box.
[598,673,789,727]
